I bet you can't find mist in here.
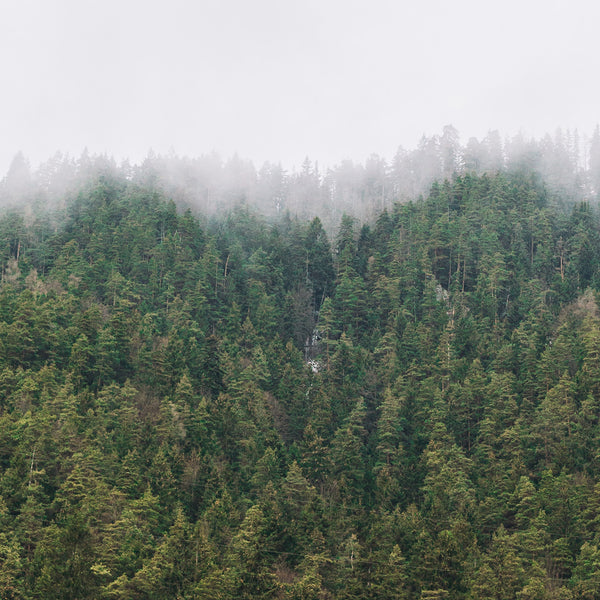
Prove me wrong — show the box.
[1,0,599,178]
[2,125,600,235]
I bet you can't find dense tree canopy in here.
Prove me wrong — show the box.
[1,168,600,597]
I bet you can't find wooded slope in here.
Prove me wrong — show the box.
[0,172,600,598]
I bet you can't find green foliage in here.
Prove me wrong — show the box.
[1,171,600,598]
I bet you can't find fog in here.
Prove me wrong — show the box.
[1,0,599,176]
[2,126,600,237]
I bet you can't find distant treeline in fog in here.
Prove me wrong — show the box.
[2,125,600,229]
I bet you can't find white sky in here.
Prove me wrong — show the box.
[0,0,598,174]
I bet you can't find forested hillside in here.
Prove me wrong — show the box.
[2,170,600,598]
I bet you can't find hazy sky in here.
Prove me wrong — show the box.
[1,0,598,174]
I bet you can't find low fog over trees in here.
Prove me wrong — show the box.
[2,126,600,231]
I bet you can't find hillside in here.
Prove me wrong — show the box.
[1,171,600,598]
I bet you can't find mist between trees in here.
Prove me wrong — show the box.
[2,125,600,233]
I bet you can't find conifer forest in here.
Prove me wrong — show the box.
[3,129,600,598]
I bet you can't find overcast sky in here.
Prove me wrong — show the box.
[1,0,598,175]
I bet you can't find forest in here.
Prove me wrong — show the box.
[2,135,600,598]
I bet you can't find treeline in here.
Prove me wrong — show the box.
[2,171,600,597]
[2,125,600,231]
